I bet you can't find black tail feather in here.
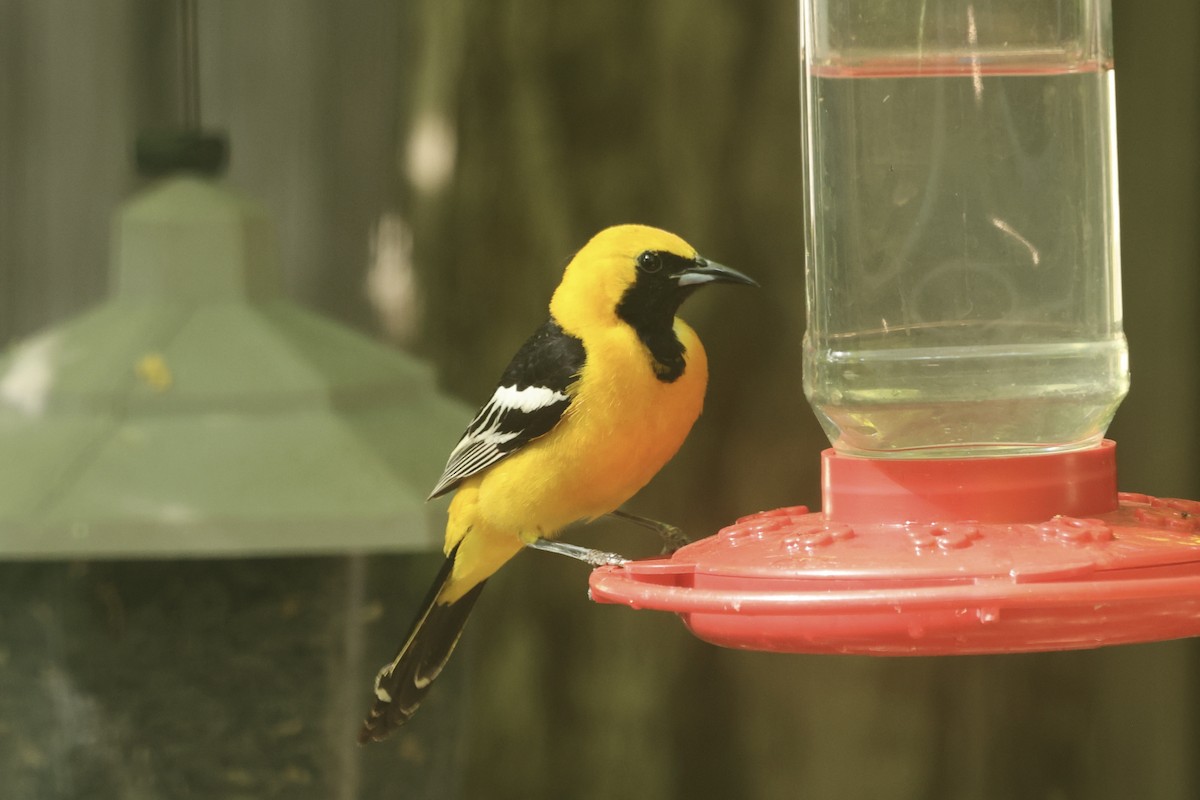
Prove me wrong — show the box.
[358,548,486,744]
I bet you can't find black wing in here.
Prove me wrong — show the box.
[428,318,586,499]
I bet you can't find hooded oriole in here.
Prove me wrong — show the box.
[358,224,755,743]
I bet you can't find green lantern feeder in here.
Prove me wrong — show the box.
[0,145,467,558]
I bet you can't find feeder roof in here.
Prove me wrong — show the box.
[0,176,469,558]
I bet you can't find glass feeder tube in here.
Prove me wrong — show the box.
[800,0,1128,458]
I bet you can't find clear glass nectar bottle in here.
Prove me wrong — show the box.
[800,0,1129,458]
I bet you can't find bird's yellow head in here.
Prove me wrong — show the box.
[549,224,756,336]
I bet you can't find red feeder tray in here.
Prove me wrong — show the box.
[589,441,1200,654]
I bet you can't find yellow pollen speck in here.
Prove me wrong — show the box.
[135,353,173,391]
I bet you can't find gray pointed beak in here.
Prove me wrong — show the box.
[674,257,759,288]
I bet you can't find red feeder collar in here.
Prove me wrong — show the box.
[589,441,1200,655]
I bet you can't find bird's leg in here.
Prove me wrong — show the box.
[525,538,629,567]
[608,508,690,553]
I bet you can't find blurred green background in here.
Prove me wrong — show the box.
[1,1,1197,798]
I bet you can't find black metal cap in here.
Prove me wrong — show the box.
[136,130,229,177]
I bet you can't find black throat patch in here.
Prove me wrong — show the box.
[615,252,696,383]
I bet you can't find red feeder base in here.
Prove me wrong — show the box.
[589,441,1200,654]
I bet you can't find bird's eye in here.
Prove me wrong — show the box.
[636,251,662,274]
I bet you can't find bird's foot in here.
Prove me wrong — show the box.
[525,538,629,567]
[608,509,691,554]
[655,524,691,554]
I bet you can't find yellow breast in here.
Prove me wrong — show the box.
[471,317,708,536]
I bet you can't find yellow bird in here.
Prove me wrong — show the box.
[358,224,756,743]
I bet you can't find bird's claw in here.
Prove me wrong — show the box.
[609,509,691,554]
[658,525,691,555]
[586,550,630,568]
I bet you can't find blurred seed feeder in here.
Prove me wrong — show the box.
[0,132,468,558]
[590,0,1200,653]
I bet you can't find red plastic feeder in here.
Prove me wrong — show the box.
[590,442,1200,654]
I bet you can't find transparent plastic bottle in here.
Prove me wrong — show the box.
[799,0,1129,458]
